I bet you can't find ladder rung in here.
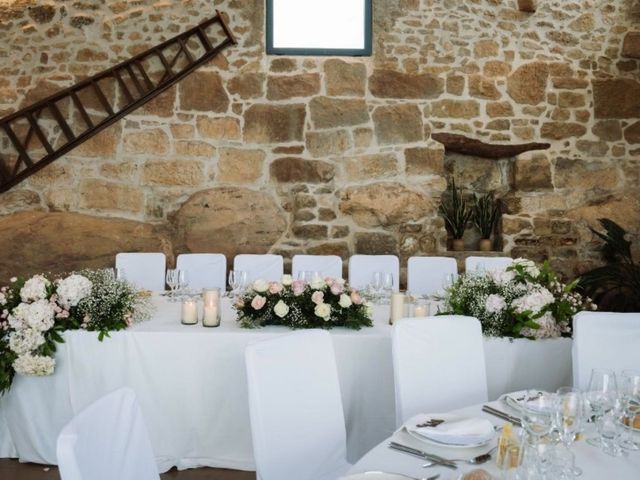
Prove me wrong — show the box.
[25,113,54,155]
[91,82,115,116]
[113,70,135,104]
[48,103,76,142]
[70,92,95,129]
[125,64,146,96]
[3,123,33,168]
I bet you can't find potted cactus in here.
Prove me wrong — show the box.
[439,178,472,251]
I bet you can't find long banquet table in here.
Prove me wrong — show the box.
[0,295,572,472]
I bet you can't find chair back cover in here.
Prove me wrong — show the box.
[291,255,343,280]
[407,256,458,297]
[176,253,226,291]
[465,256,513,273]
[348,255,400,291]
[392,316,489,426]
[115,253,166,291]
[56,388,159,480]
[234,254,284,283]
[572,312,640,391]
[245,330,350,480]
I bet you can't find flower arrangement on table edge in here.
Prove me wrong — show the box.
[0,269,153,394]
[233,275,373,330]
[437,258,597,339]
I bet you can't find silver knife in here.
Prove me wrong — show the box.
[388,441,457,469]
[481,405,522,427]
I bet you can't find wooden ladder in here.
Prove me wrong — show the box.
[0,10,236,193]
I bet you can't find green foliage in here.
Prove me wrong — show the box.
[439,178,472,239]
[473,192,500,239]
[579,218,640,312]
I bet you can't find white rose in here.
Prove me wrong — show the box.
[338,293,352,308]
[273,300,289,318]
[20,275,50,302]
[56,274,93,307]
[314,303,331,320]
[365,302,374,318]
[281,274,293,286]
[252,279,269,293]
[485,294,506,314]
[13,353,55,376]
[310,277,326,290]
[0,292,6,305]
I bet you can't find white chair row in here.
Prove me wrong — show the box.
[115,252,514,295]
[55,311,640,480]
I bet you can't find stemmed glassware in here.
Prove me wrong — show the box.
[369,272,384,303]
[176,270,189,299]
[554,386,584,476]
[520,391,557,476]
[381,272,394,302]
[165,269,179,301]
[228,270,247,297]
[619,369,640,451]
[585,368,621,456]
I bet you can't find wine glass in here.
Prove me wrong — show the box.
[381,272,394,303]
[619,369,640,451]
[176,269,189,299]
[235,270,248,294]
[520,392,557,476]
[585,368,618,452]
[554,386,583,476]
[165,269,178,301]
[228,270,247,297]
[369,272,383,303]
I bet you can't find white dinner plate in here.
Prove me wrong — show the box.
[403,413,494,449]
[341,472,415,480]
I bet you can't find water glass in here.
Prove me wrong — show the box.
[585,368,618,451]
[521,391,556,441]
[176,269,189,298]
[166,269,178,301]
[369,272,384,302]
[228,270,247,297]
[381,272,394,300]
[619,369,640,451]
[554,386,583,476]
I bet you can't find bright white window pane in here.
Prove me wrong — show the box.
[272,0,365,50]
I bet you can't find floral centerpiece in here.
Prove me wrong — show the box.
[234,275,373,330]
[438,258,596,339]
[0,269,153,393]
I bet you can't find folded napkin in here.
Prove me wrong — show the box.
[407,414,495,445]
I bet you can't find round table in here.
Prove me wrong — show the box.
[345,401,640,479]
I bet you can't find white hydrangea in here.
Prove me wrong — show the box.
[20,274,50,302]
[521,312,562,339]
[9,299,55,332]
[490,269,515,285]
[512,258,540,277]
[13,353,55,376]
[56,274,92,307]
[8,328,45,355]
[485,294,507,313]
[512,288,555,315]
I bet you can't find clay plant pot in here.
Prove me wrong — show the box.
[452,238,465,251]
[478,238,493,252]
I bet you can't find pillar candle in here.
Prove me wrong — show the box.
[203,304,220,327]
[390,292,405,325]
[181,299,198,325]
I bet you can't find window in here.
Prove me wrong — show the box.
[266,0,372,56]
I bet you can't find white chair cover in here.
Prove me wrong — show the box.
[245,330,351,480]
[392,316,489,426]
[465,256,513,273]
[407,256,458,297]
[176,253,226,291]
[348,255,400,291]
[291,255,343,280]
[56,388,159,480]
[233,254,284,283]
[572,311,640,391]
[115,253,166,291]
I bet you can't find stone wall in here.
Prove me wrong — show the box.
[0,0,639,283]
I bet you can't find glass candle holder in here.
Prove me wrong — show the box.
[181,298,198,325]
[413,300,429,317]
[202,288,221,327]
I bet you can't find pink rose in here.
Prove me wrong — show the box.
[350,290,363,305]
[235,297,245,308]
[330,283,344,296]
[292,280,306,296]
[268,282,283,294]
[311,291,325,305]
[324,277,335,287]
[251,295,267,310]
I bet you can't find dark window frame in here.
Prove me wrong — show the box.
[266,0,372,56]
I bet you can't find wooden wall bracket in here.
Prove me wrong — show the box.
[0,10,236,194]
[431,133,551,159]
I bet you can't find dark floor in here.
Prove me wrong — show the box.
[0,460,256,480]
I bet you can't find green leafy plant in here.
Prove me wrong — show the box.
[473,192,500,239]
[579,218,640,312]
[439,178,472,240]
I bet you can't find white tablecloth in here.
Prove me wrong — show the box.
[346,402,640,479]
[0,296,572,472]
